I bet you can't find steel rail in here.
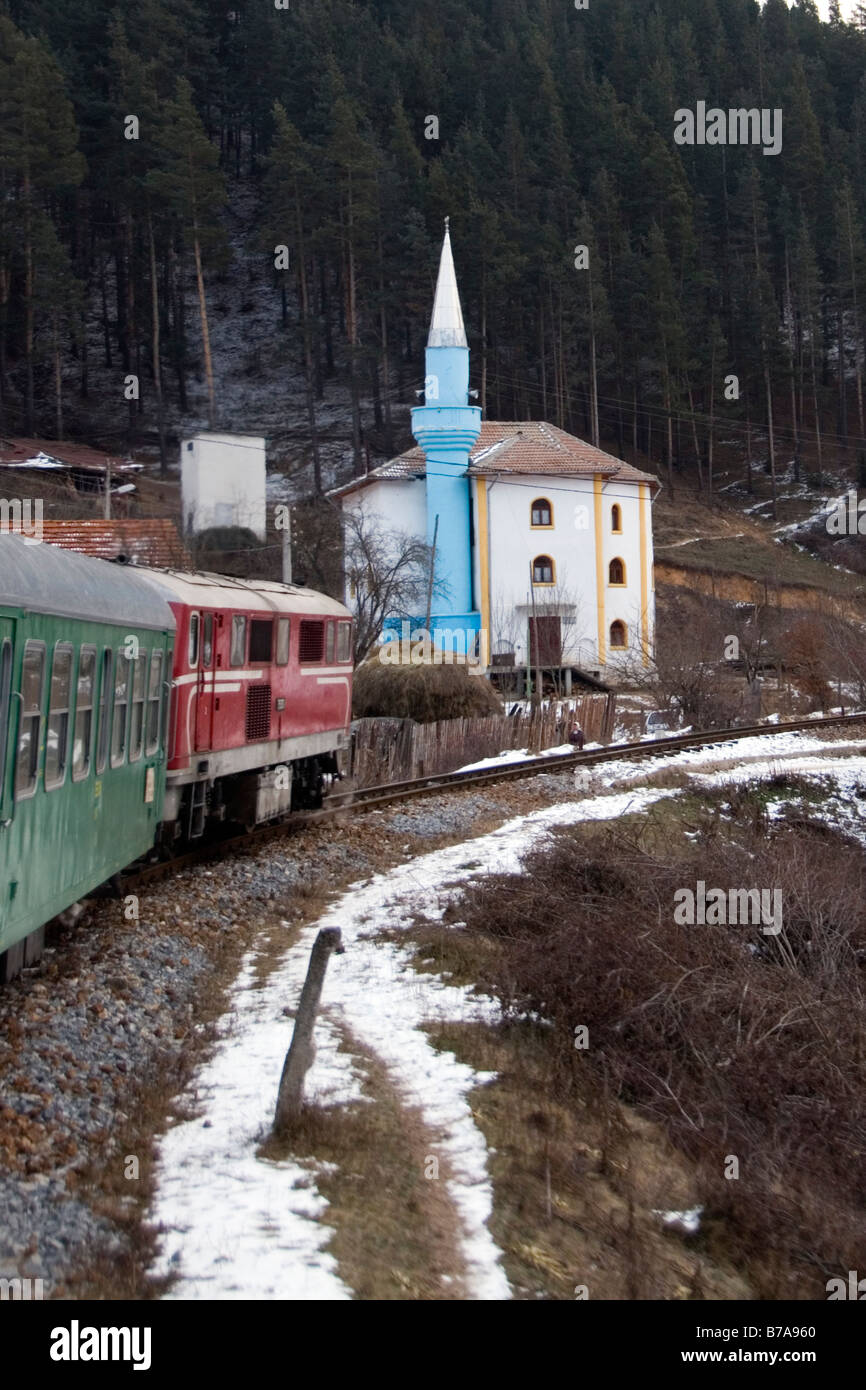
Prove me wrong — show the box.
[121,710,866,891]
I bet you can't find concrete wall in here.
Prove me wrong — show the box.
[181,433,266,540]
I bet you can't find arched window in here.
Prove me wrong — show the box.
[609,620,627,649]
[531,497,553,527]
[611,504,622,533]
[608,557,626,585]
[532,554,555,585]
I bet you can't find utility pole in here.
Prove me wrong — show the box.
[103,456,112,520]
[281,505,292,584]
[525,586,532,704]
[424,513,439,636]
[529,563,542,750]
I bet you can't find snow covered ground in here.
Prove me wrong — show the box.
[148,725,866,1300]
[455,742,579,772]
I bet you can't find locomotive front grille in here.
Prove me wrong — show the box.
[245,684,272,740]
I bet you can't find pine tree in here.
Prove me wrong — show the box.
[323,73,378,474]
[0,16,84,433]
[108,16,170,464]
[834,180,866,448]
[645,222,686,491]
[263,103,323,492]
[148,76,227,429]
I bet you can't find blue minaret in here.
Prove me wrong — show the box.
[411,220,482,649]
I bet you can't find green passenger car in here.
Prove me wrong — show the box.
[0,535,175,979]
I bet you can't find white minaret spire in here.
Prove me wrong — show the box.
[427,217,468,348]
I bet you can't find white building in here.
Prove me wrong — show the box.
[332,228,659,681]
[181,432,266,540]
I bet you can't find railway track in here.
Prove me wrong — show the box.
[123,709,866,891]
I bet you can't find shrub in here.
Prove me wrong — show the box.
[456,800,866,1298]
[352,660,504,722]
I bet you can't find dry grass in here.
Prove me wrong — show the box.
[260,1029,467,1300]
[652,485,866,603]
[353,659,504,722]
[422,1019,751,1300]
[431,785,866,1299]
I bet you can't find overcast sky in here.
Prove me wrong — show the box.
[815,1,860,19]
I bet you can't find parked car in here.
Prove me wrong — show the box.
[643,709,682,736]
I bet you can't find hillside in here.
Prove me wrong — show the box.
[3,0,866,521]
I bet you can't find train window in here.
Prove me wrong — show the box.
[230,615,247,667]
[45,643,73,790]
[146,650,164,755]
[15,640,45,799]
[325,621,336,664]
[337,622,353,664]
[110,651,130,767]
[129,653,147,763]
[0,639,11,797]
[249,618,273,662]
[72,646,96,781]
[202,614,213,667]
[189,613,200,669]
[298,620,324,664]
[95,648,113,774]
[276,618,290,665]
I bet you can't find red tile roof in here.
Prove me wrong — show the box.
[331,421,660,496]
[0,437,138,474]
[40,520,190,568]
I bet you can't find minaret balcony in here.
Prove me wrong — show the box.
[411,405,482,457]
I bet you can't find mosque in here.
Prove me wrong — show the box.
[333,223,658,685]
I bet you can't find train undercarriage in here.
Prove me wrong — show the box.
[163,751,342,843]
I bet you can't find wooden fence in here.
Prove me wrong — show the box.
[349,694,616,788]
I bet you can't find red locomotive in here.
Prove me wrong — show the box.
[134,568,353,839]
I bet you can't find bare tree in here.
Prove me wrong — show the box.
[823,610,866,707]
[490,593,523,662]
[342,504,441,663]
[782,616,834,712]
[650,594,734,728]
[729,603,773,692]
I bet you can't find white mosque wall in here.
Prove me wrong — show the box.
[340,477,429,610]
[340,469,654,674]
[480,473,651,671]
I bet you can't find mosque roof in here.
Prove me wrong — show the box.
[330,421,660,498]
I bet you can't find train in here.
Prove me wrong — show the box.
[0,533,353,981]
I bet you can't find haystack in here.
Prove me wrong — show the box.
[352,660,504,722]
